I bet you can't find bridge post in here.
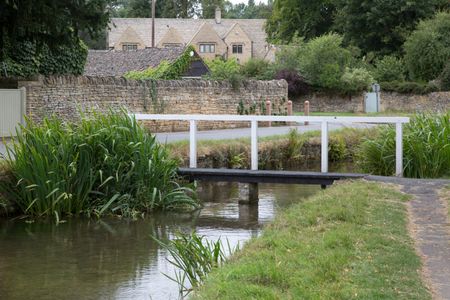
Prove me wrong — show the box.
[321,121,328,173]
[189,120,197,168]
[238,182,259,204]
[251,120,258,170]
[395,122,403,177]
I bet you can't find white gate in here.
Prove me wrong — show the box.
[0,88,26,137]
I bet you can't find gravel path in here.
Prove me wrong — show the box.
[368,176,450,300]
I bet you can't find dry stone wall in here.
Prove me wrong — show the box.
[293,92,450,113]
[18,76,288,132]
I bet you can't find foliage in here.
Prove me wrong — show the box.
[240,58,272,80]
[358,113,450,178]
[1,36,88,77]
[340,67,374,94]
[0,0,111,76]
[272,37,304,72]
[274,69,310,97]
[0,110,198,218]
[205,58,240,80]
[298,33,351,90]
[193,181,430,299]
[440,62,450,91]
[404,12,450,82]
[125,46,197,80]
[266,0,337,43]
[380,81,440,94]
[372,56,406,83]
[223,0,273,19]
[155,231,237,295]
[335,0,439,56]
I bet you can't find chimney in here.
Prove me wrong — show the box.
[215,7,221,24]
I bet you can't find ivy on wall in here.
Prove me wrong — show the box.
[124,46,197,80]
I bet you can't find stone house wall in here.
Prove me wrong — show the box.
[293,92,450,113]
[18,76,289,132]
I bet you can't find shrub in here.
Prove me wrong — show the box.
[380,81,439,94]
[372,56,406,82]
[0,110,198,218]
[298,33,352,90]
[404,12,450,81]
[273,37,304,71]
[240,58,272,80]
[358,113,450,178]
[440,62,450,91]
[274,69,310,96]
[204,58,241,80]
[340,67,374,94]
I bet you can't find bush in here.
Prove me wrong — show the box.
[298,33,352,90]
[0,110,198,218]
[440,62,450,91]
[380,81,439,94]
[274,69,310,96]
[240,58,272,80]
[204,58,241,80]
[1,38,88,77]
[404,12,450,81]
[273,37,304,71]
[340,67,374,94]
[358,113,450,178]
[372,56,406,82]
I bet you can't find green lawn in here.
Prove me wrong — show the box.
[193,180,430,300]
[295,111,413,117]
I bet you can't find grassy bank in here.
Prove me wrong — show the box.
[167,128,377,170]
[193,181,430,299]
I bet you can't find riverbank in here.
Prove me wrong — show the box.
[192,180,431,299]
[167,127,378,170]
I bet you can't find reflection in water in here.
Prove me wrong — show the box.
[0,182,318,300]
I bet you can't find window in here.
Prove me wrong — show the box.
[122,43,138,51]
[232,44,243,54]
[163,43,183,48]
[199,44,215,53]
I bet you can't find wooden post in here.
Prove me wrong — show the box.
[189,120,197,168]
[265,100,271,127]
[321,121,328,173]
[395,122,403,177]
[287,100,293,126]
[304,100,310,125]
[151,0,156,48]
[251,120,258,170]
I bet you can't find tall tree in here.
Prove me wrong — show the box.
[334,0,441,56]
[201,0,225,19]
[223,0,272,19]
[266,0,337,43]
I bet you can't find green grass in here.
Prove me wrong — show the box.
[192,181,430,300]
[294,111,413,117]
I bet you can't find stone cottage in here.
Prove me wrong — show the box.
[107,8,272,64]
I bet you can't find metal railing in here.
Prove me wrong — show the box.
[133,114,410,177]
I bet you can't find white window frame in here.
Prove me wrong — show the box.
[199,43,215,53]
[232,44,243,54]
[122,43,138,51]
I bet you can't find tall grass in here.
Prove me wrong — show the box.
[0,110,198,218]
[155,231,237,295]
[358,113,450,178]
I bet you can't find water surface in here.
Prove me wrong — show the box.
[0,183,319,300]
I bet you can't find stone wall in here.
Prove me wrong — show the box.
[293,92,450,113]
[18,76,288,132]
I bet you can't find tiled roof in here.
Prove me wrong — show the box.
[84,47,185,77]
[108,18,268,59]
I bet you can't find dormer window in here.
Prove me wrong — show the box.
[232,44,243,54]
[122,43,138,51]
[199,44,215,53]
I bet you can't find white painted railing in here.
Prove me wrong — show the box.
[133,114,410,177]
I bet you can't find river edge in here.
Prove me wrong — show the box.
[192,180,431,299]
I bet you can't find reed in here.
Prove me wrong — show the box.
[0,110,198,218]
[155,231,237,295]
[358,112,450,178]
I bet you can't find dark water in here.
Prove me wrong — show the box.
[0,183,319,300]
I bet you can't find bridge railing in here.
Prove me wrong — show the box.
[133,114,410,177]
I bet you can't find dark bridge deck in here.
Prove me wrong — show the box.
[178,168,366,186]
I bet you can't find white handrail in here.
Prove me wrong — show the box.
[133,114,409,177]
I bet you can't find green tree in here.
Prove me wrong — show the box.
[223,0,273,19]
[0,0,112,76]
[335,0,440,56]
[404,12,450,82]
[266,0,336,43]
[113,0,199,18]
[201,0,225,18]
